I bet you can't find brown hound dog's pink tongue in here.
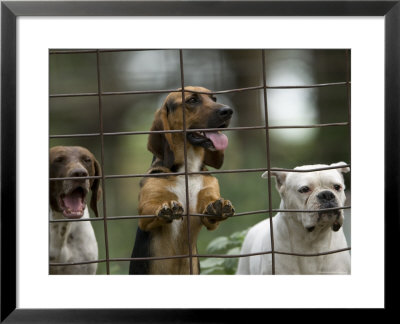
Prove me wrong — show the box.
[204,132,228,151]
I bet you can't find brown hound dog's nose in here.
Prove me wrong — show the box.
[217,106,233,120]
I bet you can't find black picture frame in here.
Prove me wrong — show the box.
[1,0,399,322]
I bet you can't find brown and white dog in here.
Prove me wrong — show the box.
[129,86,235,274]
[49,146,101,274]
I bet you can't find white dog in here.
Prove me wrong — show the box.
[237,162,351,275]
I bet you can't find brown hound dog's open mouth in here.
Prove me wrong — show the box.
[187,125,229,152]
[186,105,232,152]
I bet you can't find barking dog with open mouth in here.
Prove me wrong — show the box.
[49,146,101,274]
[237,163,351,275]
[129,86,235,274]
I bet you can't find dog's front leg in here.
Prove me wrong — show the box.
[197,176,235,230]
[138,178,184,232]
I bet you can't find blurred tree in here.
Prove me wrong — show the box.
[313,50,351,168]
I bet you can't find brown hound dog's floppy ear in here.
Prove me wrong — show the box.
[204,150,224,169]
[147,104,175,169]
[90,158,102,217]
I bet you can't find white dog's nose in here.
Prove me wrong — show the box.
[317,190,335,202]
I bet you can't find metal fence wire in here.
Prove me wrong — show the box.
[49,49,351,275]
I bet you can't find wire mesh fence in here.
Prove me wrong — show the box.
[49,49,351,274]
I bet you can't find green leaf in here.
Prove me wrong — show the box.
[206,236,230,254]
[227,247,241,255]
[223,247,241,273]
[200,266,225,275]
[201,229,251,275]
[229,228,250,242]
[200,257,224,269]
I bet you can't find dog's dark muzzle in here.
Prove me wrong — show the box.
[208,105,233,128]
[216,106,233,122]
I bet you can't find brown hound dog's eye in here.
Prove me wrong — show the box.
[54,156,65,163]
[298,186,310,193]
[334,184,342,191]
[186,95,200,105]
[82,156,92,163]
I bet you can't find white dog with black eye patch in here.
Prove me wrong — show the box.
[237,162,351,275]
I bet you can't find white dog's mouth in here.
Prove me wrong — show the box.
[332,220,342,232]
[303,194,343,232]
[305,209,343,233]
[306,225,316,232]
[303,189,344,233]
[320,210,343,232]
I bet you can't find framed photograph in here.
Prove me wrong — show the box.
[1,0,399,321]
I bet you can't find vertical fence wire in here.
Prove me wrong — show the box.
[179,49,194,274]
[95,50,111,274]
[261,49,276,274]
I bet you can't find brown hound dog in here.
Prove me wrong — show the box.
[49,146,101,274]
[129,86,235,274]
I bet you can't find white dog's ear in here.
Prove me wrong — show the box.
[262,170,287,190]
[330,161,350,174]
